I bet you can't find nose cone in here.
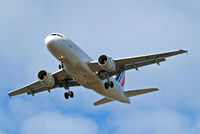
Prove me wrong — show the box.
[45,34,66,57]
[45,33,65,48]
[45,35,57,49]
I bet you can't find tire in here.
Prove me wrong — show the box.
[104,82,109,89]
[110,81,114,88]
[61,64,64,68]
[59,64,62,69]
[64,92,69,99]
[69,91,74,98]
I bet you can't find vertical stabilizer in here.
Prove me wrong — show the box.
[115,72,125,89]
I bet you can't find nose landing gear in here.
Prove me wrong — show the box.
[59,64,64,69]
[58,56,64,69]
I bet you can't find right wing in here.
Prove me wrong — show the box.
[8,69,80,97]
[113,49,187,66]
[88,49,187,79]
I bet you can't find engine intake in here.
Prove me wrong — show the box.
[98,55,116,72]
[38,70,55,87]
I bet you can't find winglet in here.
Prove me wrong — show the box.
[179,49,188,54]
[8,93,11,99]
[185,50,189,55]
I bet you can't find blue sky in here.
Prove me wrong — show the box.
[0,0,199,134]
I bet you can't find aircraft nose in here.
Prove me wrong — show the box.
[45,33,65,49]
[45,35,66,57]
[45,36,58,49]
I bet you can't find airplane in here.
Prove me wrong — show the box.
[8,33,187,106]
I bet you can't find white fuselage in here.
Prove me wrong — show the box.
[45,35,130,103]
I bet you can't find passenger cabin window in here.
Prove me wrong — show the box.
[51,33,64,38]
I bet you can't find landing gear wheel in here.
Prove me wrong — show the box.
[64,92,69,99]
[104,82,109,89]
[104,81,114,89]
[59,64,64,69]
[59,64,62,69]
[69,91,74,98]
[58,56,64,69]
[110,81,114,88]
[61,64,64,68]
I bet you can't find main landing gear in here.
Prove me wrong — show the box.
[62,81,74,100]
[104,79,114,89]
[64,91,74,99]
[58,56,64,69]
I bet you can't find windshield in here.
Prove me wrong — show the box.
[51,33,64,38]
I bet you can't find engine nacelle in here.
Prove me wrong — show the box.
[38,70,55,87]
[98,55,116,72]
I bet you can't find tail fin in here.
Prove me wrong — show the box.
[115,72,125,89]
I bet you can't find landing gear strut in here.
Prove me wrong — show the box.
[62,81,74,100]
[58,56,64,69]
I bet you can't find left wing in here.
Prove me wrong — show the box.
[88,49,187,79]
[9,69,80,97]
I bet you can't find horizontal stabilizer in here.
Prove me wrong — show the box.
[93,97,113,106]
[124,88,158,97]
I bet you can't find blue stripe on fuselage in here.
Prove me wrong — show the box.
[118,72,124,83]
[115,72,122,81]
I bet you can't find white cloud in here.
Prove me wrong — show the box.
[21,111,99,134]
[112,108,193,134]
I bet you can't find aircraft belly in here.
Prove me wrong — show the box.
[63,55,102,88]
[64,57,129,102]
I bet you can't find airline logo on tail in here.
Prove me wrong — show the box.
[115,72,125,88]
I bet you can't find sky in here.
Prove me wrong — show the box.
[0,0,199,134]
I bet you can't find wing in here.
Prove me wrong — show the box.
[88,49,187,79]
[8,69,80,97]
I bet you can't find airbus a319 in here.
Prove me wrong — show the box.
[9,33,187,106]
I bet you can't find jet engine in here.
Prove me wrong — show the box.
[98,55,116,72]
[38,70,55,87]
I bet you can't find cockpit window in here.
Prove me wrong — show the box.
[51,33,64,38]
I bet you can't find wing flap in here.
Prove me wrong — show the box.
[9,81,41,96]
[93,97,113,106]
[122,57,166,71]
[27,86,49,95]
[26,80,80,95]
[124,88,159,97]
